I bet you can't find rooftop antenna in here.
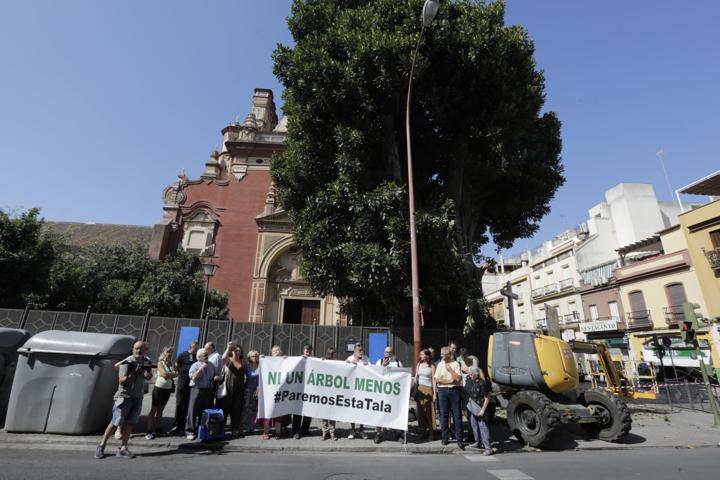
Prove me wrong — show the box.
[656,149,681,210]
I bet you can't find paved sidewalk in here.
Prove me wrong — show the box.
[1,394,718,455]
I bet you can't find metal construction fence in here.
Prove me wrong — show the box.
[584,358,720,415]
[648,381,720,414]
[0,307,489,368]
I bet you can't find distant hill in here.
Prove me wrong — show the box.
[45,221,153,247]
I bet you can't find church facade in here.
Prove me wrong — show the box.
[149,88,344,325]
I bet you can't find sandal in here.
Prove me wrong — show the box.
[262,434,271,440]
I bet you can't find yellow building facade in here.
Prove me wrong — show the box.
[678,199,720,319]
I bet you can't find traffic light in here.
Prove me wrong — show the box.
[680,320,695,343]
[681,303,705,343]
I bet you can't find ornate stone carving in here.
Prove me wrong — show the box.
[231,163,248,181]
[163,172,187,207]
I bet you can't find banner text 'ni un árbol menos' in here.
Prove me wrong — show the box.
[257,356,411,430]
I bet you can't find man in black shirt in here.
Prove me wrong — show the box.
[168,341,198,435]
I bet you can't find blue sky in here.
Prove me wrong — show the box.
[1,1,718,258]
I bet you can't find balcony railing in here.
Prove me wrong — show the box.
[626,309,653,329]
[663,305,685,326]
[704,247,720,271]
[532,283,561,299]
[536,318,547,328]
[561,312,580,324]
[559,278,575,290]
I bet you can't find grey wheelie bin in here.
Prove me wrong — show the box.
[4,330,135,434]
[0,328,31,426]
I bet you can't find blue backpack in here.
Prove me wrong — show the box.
[197,408,225,441]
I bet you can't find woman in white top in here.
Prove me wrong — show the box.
[146,346,177,439]
[414,349,436,440]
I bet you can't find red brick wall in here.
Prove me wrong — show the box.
[181,170,272,320]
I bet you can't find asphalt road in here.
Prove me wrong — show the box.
[0,446,718,480]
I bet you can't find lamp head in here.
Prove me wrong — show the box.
[422,0,440,27]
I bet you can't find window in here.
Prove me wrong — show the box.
[562,265,571,279]
[589,304,598,321]
[181,210,216,256]
[665,283,687,307]
[710,229,720,248]
[628,291,648,315]
[608,301,620,321]
[569,302,579,320]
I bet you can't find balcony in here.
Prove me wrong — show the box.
[559,278,575,291]
[663,305,684,326]
[560,312,580,325]
[704,247,720,271]
[532,283,560,299]
[625,310,653,330]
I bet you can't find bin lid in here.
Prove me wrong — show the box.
[18,330,135,357]
[0,328,30,349]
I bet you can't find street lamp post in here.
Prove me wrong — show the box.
[406,0,440,367]
[199,260,218,321]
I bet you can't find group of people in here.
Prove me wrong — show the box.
[94,339,494,459]
[413,341,494,455]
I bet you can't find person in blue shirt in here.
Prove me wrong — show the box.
[185,349,219,440]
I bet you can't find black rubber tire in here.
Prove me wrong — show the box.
[578,388,632,442]
[506,390,560,447]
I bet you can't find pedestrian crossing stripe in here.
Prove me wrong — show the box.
[487,469,534,480]
[463,454,499,462]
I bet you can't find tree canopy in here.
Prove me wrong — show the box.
[0,208,228,319]
[0,208,57,307]
[272,0,564,329]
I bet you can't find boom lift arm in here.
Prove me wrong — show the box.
[569,340,656,400]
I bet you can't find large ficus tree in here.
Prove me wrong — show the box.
[272,0,563,329]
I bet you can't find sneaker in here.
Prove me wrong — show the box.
[347,433,355,440]
[360,431,368,440]
[145,433,155,440]
[94,444,105,459]
[483,450,494,456]
[373,436,382,444]
[457,441,465,451]
[186,433,196,440]
[293,432,301,440]
[116,448,135,459]
[167,426,181,435]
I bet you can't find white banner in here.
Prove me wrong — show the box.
[257,356,411,430]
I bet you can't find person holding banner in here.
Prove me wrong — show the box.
[320,348,338,441]
[345,343,370,440]
[262,345,291,440]
[291,344,315,439]
[434,346,465,449]
[374,346,404,443]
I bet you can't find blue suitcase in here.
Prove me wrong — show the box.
[197,408,225,441]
